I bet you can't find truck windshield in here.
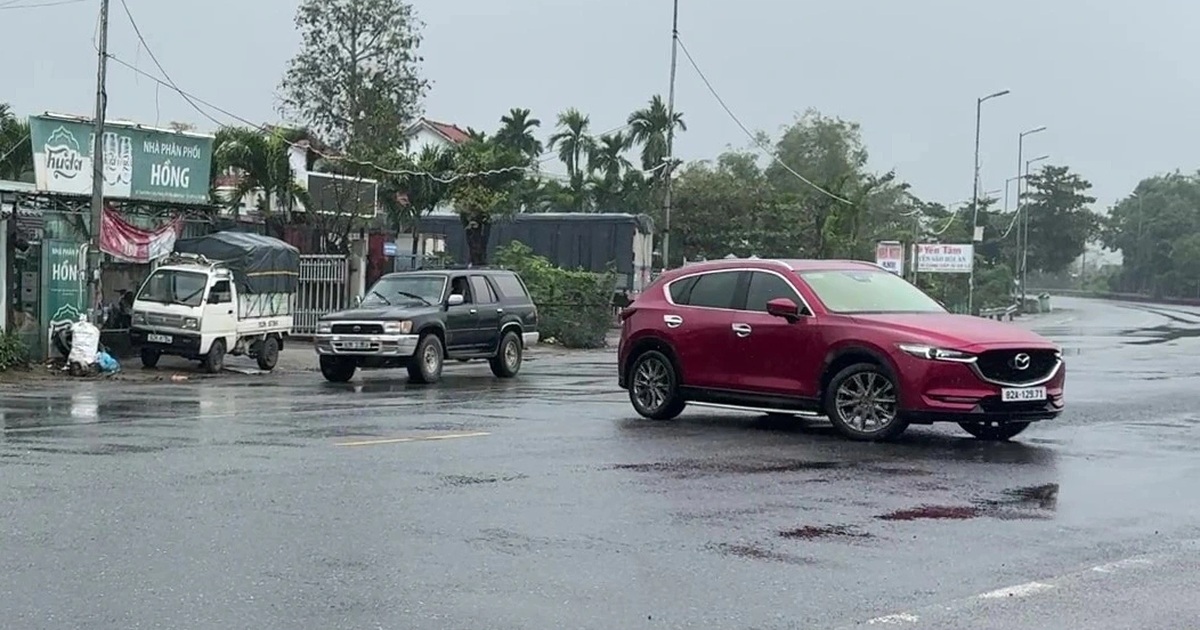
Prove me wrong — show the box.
[365,275,446,307]
[137,269,209,307]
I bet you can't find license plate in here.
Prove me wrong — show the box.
[147,333,172,344]
[339,341,373,350]
[1001,386,1046,402]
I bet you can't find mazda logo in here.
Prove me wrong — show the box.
[1010,353,1031,370]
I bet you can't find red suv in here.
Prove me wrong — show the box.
[617,259,1064,441]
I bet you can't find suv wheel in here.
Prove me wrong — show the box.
[959,421,1030,441]
[320,356,356,383]
[489,330,522,378]
[407,333,444,384]
[824,363,909,441]
[628,350,686,420]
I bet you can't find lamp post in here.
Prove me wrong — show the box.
[968,89,1010,313]
[1020,154,1050,303]
[1015,126,1046,306]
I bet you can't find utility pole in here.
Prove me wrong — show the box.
[88,0,112,318]
[1015,126,1046,308]
[661,0,679,271]
[1021,154,1049,303]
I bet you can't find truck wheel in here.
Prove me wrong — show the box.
[203,339,226,374]
[407,334,444,384]
[140,348,161,369]
[320,356,356,383]
[489,330,522,378]
[256,336,280,371]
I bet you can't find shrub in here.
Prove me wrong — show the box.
[0,331,28,372]
[494,241,616,349]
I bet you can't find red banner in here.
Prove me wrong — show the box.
[99,207,182,263]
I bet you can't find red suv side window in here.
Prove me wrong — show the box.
[681,272,740,309]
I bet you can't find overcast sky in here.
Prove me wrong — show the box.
[3,0,1196,210]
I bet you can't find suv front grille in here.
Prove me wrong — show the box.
[330,323,384,335]
[974,349,1059,384]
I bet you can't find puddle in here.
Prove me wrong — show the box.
[877,505,981,521]
[779,525,873,540]
[877,484,1059,522]
[1120,324,1200,346]
[441,473,528,486]
[611,459,846,475]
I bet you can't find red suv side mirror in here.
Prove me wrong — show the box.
[766,297,801,320]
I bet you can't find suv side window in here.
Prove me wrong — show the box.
[667,276,698,304]
[492,272,529,300]
[743,271,800,312]
[470,276,497,304]
[686,271,741,309]
[449,276,473,304]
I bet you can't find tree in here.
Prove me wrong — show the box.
[391,145,454,254]
[1021,165,1099,274]
[626,94,686,173]
[546,108,595,200]
[588,132,632,211]
[495,108,543,159]
[211,126,309,222]
[449,138,528,265]
[278,0,429,156]
[1101,172,1200,297]
[0,103,33,182]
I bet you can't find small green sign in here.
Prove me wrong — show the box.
[42,239,86,341]
[28,114,215,205]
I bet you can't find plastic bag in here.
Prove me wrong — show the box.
[67,318,100,366]
[96,351,120,373]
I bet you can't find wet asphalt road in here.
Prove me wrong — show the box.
[2,297,1199,629]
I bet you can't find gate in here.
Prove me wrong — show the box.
[293,254,348,337]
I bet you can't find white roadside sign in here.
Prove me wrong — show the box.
[916,243,974,273]
[875,241,904,275]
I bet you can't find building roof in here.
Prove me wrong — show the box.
[406,118,471,145]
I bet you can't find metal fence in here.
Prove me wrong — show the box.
[293,255,348,337]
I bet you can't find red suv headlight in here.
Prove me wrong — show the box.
[897,343,976,363]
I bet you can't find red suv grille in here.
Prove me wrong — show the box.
[974,349,1059,384]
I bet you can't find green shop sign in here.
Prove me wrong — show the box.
[41,239,87,354]
[28,114,215,204]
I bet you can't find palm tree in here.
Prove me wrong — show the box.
[626,95,686,173]
[211,126,308,219]
[546,108,595,182]
[0,103,33,182]
[393,145,455,255]
[496,108,543,158]
[589,132,632,185]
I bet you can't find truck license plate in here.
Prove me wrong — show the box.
[147,333,172,344]
[1001,386,1046,402]
[339,341,372,350]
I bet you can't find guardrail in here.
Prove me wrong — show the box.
[979,304,1018,321]
[1030,288,1200,307]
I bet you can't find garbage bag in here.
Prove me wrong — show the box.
[96,351,120,373]
[67,318,100,366]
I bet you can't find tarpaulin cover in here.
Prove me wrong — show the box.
[173,231,300,294]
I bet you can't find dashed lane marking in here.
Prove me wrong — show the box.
[975,581,1055,599]
[335,431,491,447]
[866,613,920,625]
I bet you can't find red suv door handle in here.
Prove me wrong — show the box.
[663,314,683,328]
[731,323,752,337]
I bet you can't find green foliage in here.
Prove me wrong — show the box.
[0,331,28,372]
[1021,165,1099,274]
[494,241,616,349]
[279,0,429,155]
[1102,172,1200,298]
[0,103,33,182]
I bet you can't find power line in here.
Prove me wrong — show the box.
[117,0,225,128]
[0,133,31,163]
[0,0,86,9]
[674,35,852,205]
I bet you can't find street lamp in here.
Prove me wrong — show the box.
[1020,154,1050,304]
[1015,126,1047,306]
[969,89,1010,313]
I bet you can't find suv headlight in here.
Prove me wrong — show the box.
[897,343,975,362]
[317,322,332,334]
[182,317,199,330]
[383,321,412,334]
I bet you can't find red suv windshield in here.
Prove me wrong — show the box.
[799,269,945,314]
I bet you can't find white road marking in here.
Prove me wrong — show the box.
[975,581,1056,600]
[1091,557,1154,573]
[866,612,919,624]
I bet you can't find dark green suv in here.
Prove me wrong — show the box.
[314,268,539,384]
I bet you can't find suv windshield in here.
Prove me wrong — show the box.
[801,269,945,314]
[365,275,446,307]
[137,269,209,307]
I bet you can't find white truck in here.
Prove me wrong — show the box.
[129,231,300,373]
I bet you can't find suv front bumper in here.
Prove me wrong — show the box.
[314,333,419,357]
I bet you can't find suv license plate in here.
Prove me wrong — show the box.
[340,341,373,350]
[1001,386,1046,402]
[147,333,172,344]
